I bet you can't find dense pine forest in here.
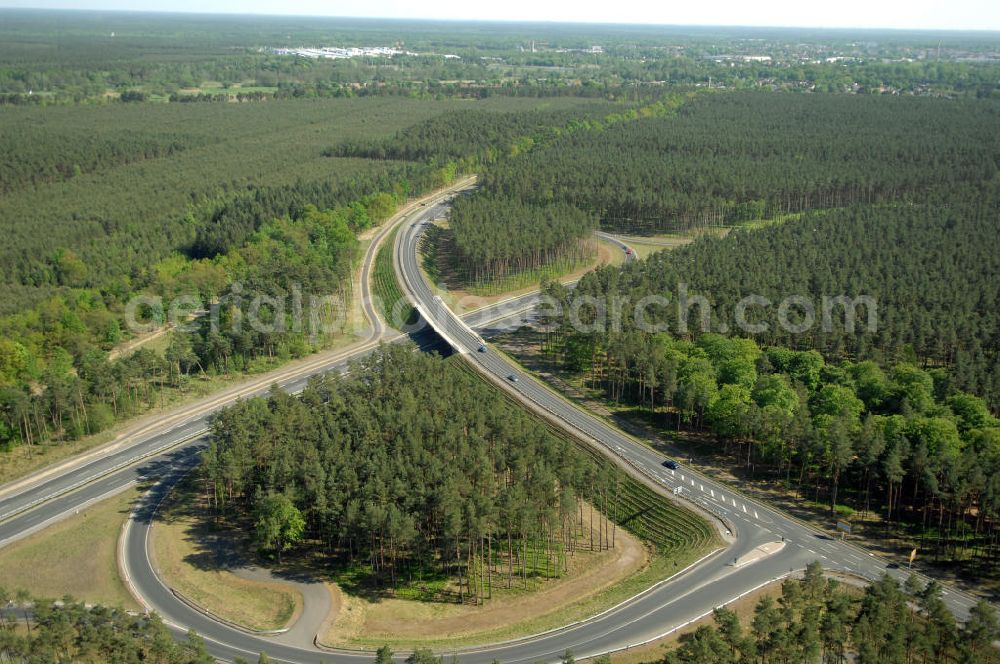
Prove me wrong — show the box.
[329,104,620,166]
[663,563,999,664]
[532,198,1000,577]
[474,92,1000,234]
[0,96,605,454]
[421,92,1000,579]
[2,13,999,662]
[395,92,999,292]
[200,346,715,601]
[330,103,639,286]
[1,96,596,305]
[537,287,1000,559]
[561,189,1000,407]
[0,593,218,663]
[346,96,684,286]
[448,196,598,286]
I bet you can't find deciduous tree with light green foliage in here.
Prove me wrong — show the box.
[253,492,305,561]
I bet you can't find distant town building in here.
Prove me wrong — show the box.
[272,46,418,60]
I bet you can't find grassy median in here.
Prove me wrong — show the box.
[0,488,141,609]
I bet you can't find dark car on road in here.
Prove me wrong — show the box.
[662,460,678,470]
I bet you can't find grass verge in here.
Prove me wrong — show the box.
[0,487,141,609]
[151,475,302,632]
[326,545,707,650]
[586,580,782,664]
[321,499,659,649]
[372,222,417,329]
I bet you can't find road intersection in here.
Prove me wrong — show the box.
[0,183,982,662]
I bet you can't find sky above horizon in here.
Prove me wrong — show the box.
[1,0,998,31]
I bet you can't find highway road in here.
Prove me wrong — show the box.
[395,199,984,626]
[0,183,645,662]
[0,178,473,546]
[0,189,983,662]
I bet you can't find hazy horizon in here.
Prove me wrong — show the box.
[1,0,999,32]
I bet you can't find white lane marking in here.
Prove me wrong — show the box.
[710,489,715,497]
[732,498,737,507]
[754,510,759,519]
[680,474,685,481]
[690,479,695,487]
[742,504,747,513]
[699,484,704,491]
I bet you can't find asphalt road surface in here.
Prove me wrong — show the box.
[395,199,983,627]
[0,190,982,663]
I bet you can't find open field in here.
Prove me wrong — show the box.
[0,487,141,609]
